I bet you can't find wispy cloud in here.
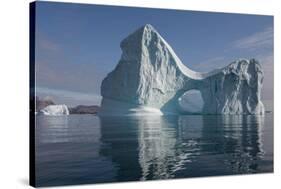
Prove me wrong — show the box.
[36,87,102,106]
[193,26,273,72]
[192,56,227,72]
[37,36,61,52]
[232,26,273,51]
[38,39,60,51]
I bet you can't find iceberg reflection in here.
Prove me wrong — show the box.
[99,114,266,180]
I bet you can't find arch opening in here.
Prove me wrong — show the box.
[178,89,204,114]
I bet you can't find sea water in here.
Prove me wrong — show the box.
[35,114,273,186]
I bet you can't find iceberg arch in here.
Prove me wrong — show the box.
[100,24,264,115]
[178,90,204,114]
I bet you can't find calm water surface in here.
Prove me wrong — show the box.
[35,114,273,187]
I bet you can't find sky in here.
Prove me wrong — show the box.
[35,1,273,109]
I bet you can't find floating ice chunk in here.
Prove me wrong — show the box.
[39,104,69,116]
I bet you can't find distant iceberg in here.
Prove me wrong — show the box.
[39,104,69,116]
[99,24,264,115]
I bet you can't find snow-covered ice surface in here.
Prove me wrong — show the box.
[100,24,264,115]
[39,105,70,116]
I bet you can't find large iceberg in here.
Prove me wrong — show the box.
[39,104,69,116]
[100,24,264,115]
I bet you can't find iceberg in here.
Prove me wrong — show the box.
[39,104,69,116]
[100,24,264,115]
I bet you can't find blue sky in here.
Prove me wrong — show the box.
[35,1,273,108]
